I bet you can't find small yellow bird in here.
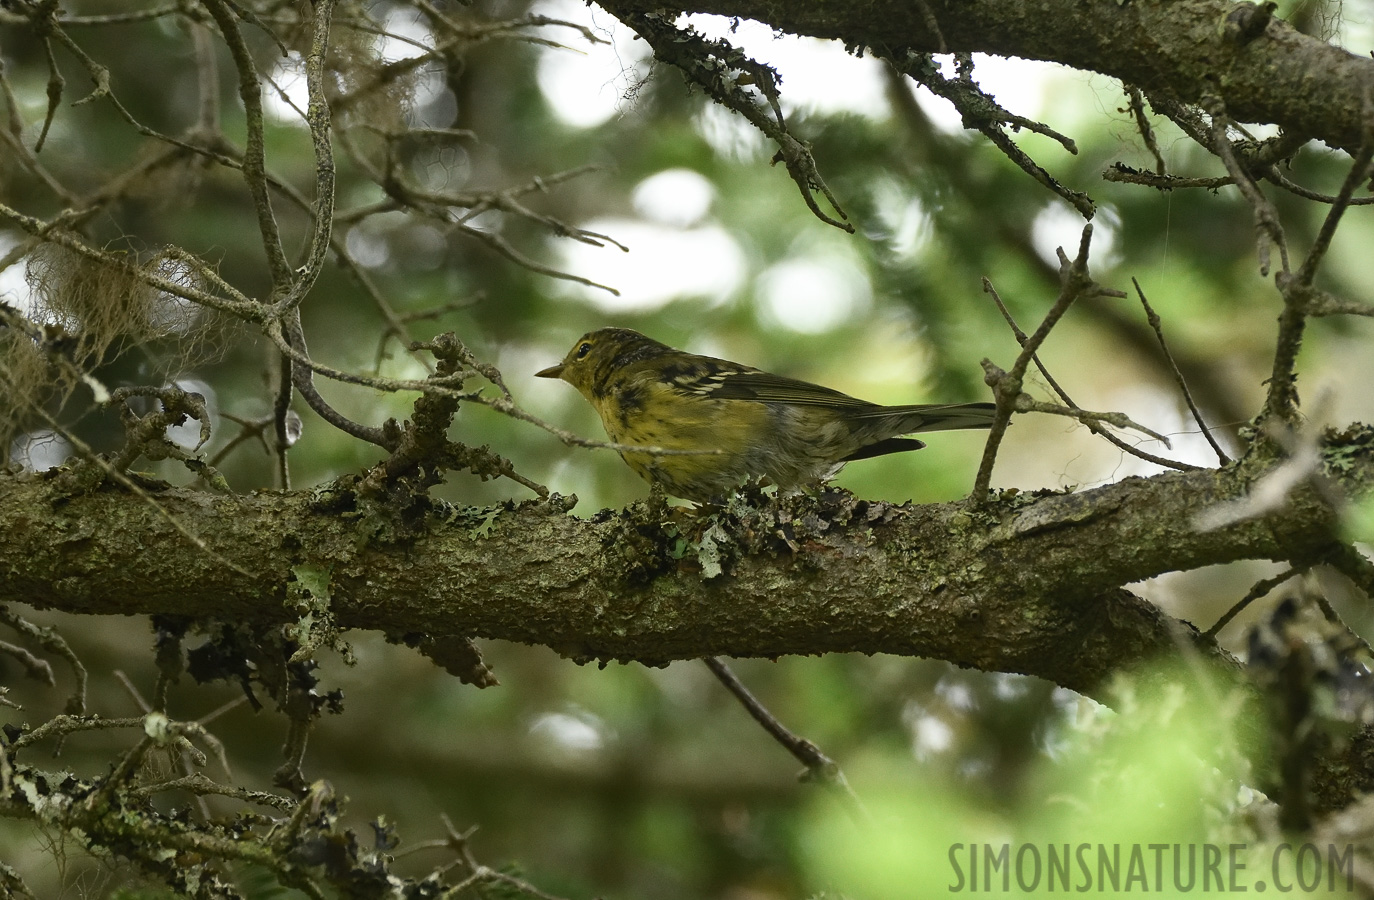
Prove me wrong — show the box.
[536,328,996,502]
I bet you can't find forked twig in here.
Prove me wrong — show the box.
[0,607,84,712]
[1266,115,1373,422]
[621,12,853,232]
[983,278,1199,471]
[973,225,1127,500]
[890,51,1093,218]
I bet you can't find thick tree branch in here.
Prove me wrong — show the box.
[598,0,1374,154]
[3,426,1371,701]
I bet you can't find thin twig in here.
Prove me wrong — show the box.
[1204,97,1314,424]
[1262,166,1374,206]
[1299,289,1374,318]
[973,225,1125,501]
[274,335,296,489]
[1125,86,1167,174]
[1205,96,1290,277]
[0,203,262,319]
[275,0,338,314]
[622,12,853,232]
[982,278,1198,471]
[0,640,55,686]
[49,5,181,25]
[1260,130,1374,424]
[129,774,294,811]
[889,51,1093,217]
[0,606,87,714]
[209,414,274,468]
[704,657,870,825]
[1131,278,1231,464]
[9,714,146,752]
[1103,165,1232,191]
[1013,397,1173,446]
[1207,566,1304,638]
[1294,141,1374,288]
[201,0,294,289]
[271,314,394,451]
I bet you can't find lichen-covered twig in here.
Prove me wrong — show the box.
[890,51,1094,218]
[621,12,853,232]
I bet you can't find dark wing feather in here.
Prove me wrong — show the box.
[706,371,873,407]
[682,367,996,432]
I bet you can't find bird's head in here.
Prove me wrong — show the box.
[536,328,669,397]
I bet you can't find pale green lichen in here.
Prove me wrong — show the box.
[696,522,731,580]
[285,563,353,664]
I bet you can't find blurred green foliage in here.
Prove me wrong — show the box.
[804,664,1264,898]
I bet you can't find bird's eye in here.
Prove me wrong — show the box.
[576,342,592,359]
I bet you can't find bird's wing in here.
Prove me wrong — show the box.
[703,370,871,407]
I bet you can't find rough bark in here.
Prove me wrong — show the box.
[4,426,1370,699]
[597,0,1374,154]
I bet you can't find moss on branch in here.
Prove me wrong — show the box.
[2,425,1371,700]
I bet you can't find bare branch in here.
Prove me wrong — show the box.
[1294,141,1374,288]
[0,606,86,714]
[201,0,294,290]
[704,657,869,823]
[1206,565,1305,638]
[982,277,1201,470]
[55,4,181,26]
[0,640,54,686]
[1013,396,1173,446]
[275,0,338,313]
[0,204,262,319]
[974,225,1125,501]
[1125,85,1167,175]
[128,773,294,811]
[1131,279,1231,464]
[620,11,854,232]
[1102,164,1231,192]
[1205,96,1290,278]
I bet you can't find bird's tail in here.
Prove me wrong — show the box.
[839,402,996,463]
[886,401,998,434]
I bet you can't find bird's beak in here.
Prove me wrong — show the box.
[535,364,565,379]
